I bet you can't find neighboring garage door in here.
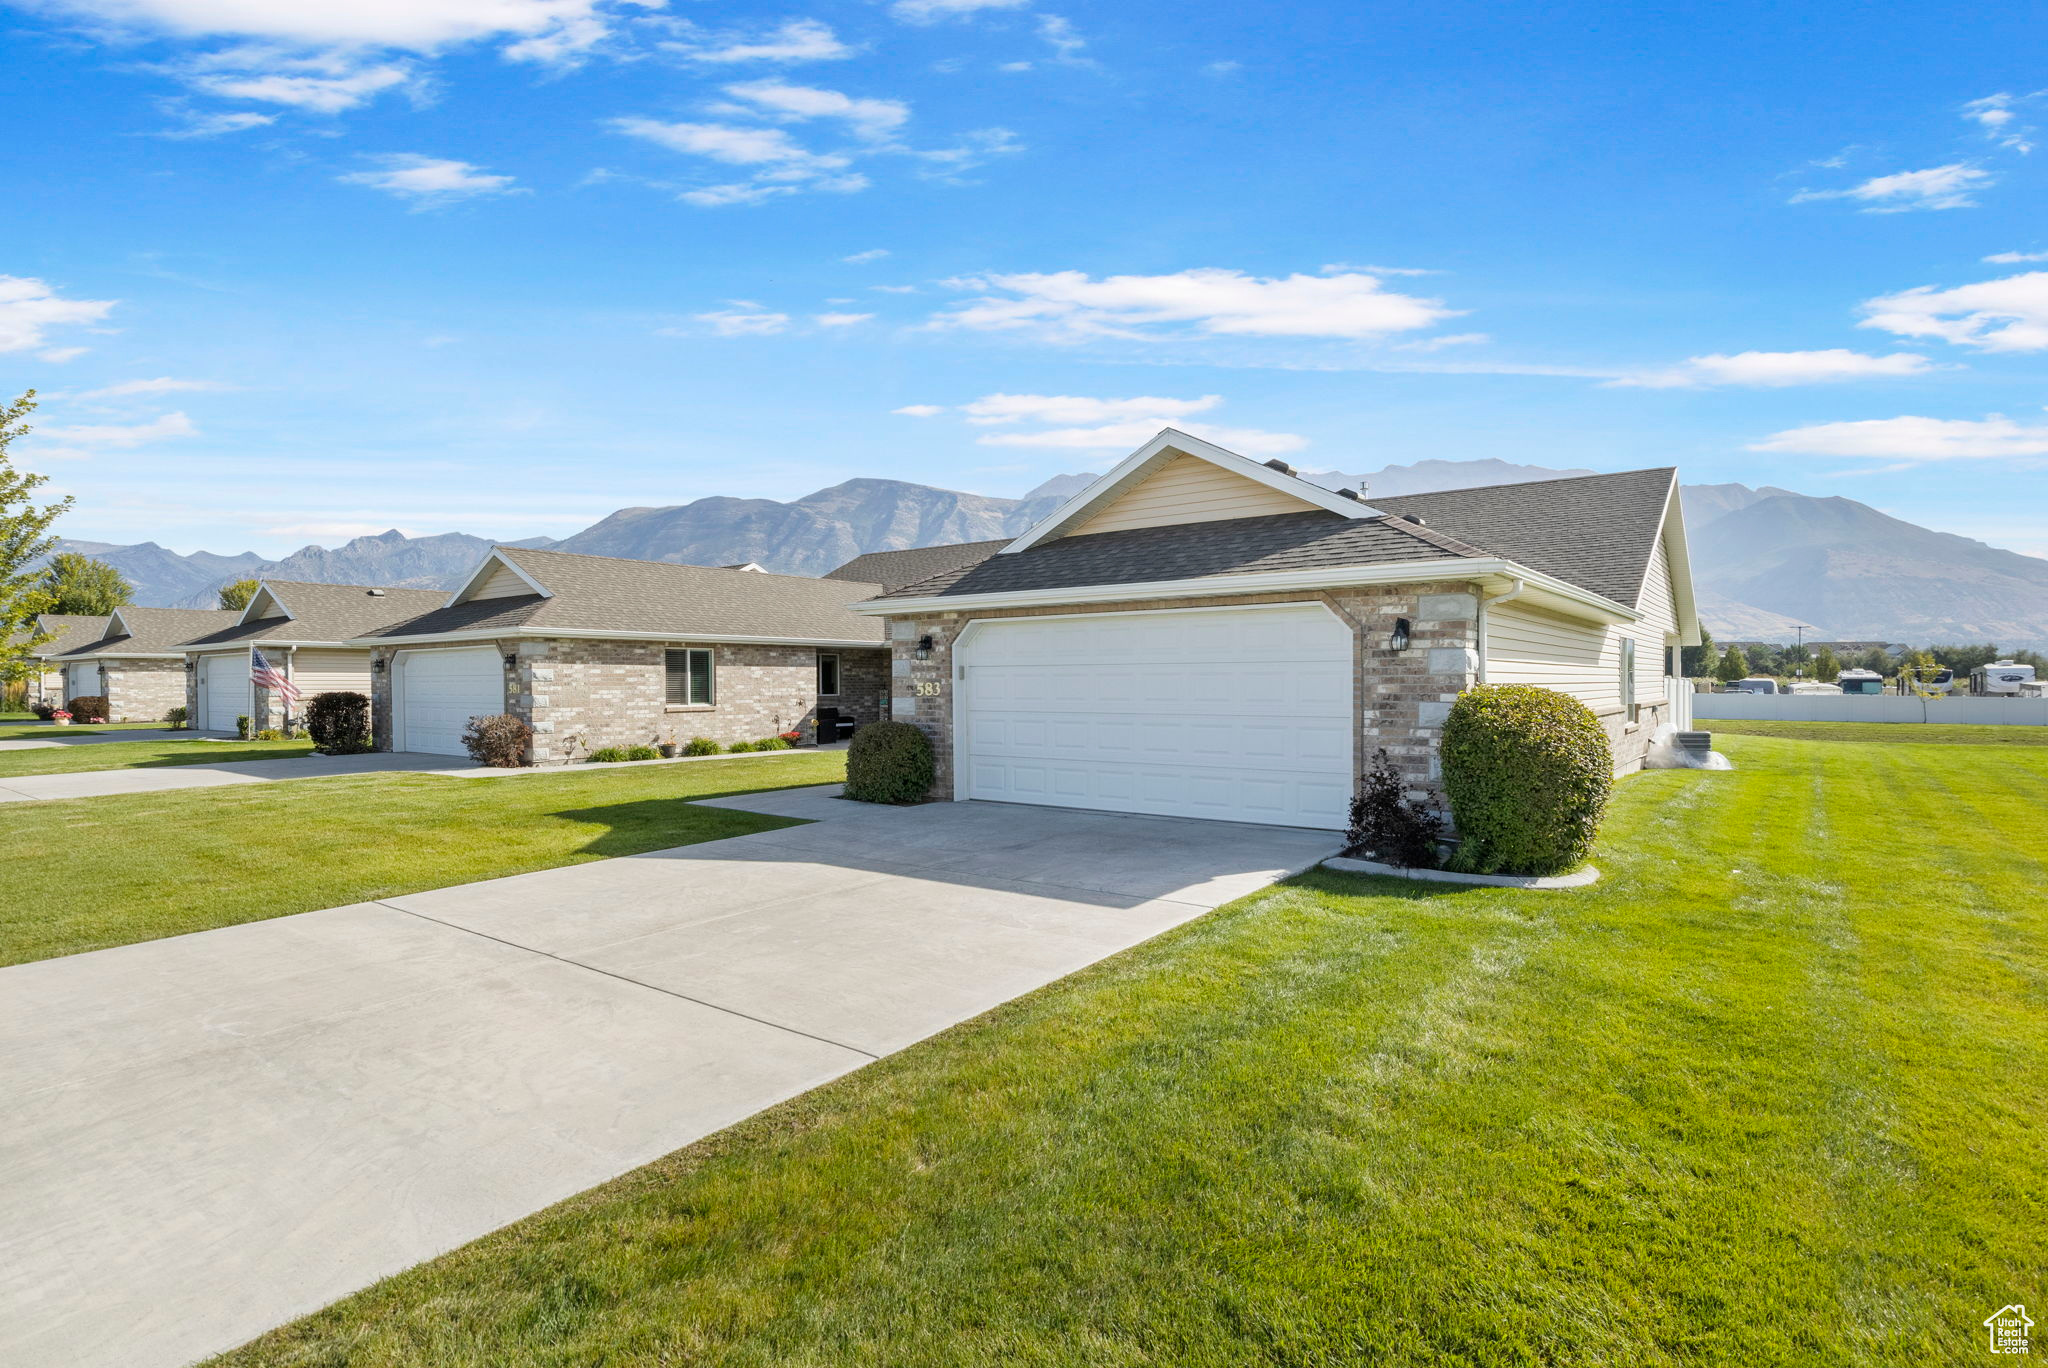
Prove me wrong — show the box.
[198,654,246,732]
[397,648,503,756]
[958,604,1353,829]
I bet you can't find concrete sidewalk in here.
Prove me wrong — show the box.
[0,728,231,751]
[0,750,473,802]
[0,785,1336,1368]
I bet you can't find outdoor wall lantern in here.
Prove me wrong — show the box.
[915,634,935,661]
[372,656,387,674]
[503,653,518,670]
[1389,618,1412,652]
[183,658,196,673]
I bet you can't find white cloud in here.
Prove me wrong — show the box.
[891,0,1029,22]
[0,275,116,353]
[932,268,1458,341]
[69,376,232,399]
[1036,14,1087,63]
[959,393,1223,425]
[1397,331,1488,352]
[1859,271,2048,352]
[871,283,919,293]
[1985,250,2048,263]
[1203,60,1240,75]
[978,419,1306,456]
[892,404,945,417]
[1790,163,1994,212]
[720,81,909,139]
[338,154,522,203]
[672,18,852,63]
[33,410,197,457]
[1964,92,2037,153]
[156,108,276,137]
[1751,412,2048,463]
[39,347,89,363]
[34,0,650,54]
[1611,349,1936,389]
[192,61,414,112]
[693,307,790,335]
[842,248,889,263]
[612,117,844,168]
[813,311,872,326]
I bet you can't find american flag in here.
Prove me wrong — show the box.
[251,648,301,703]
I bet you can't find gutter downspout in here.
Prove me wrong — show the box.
[1476,578,1526,684]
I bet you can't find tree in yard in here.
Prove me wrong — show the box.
[1715,645,1750,683]
[1681,626,1716,678]
[42,551,131,615]
[1,392,75,685]
[217,578,260,611]
[1812,646,1840,683]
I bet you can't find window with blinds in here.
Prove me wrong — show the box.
[665,648,713,706]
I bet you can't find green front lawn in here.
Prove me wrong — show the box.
[1707,717,2048,746]
[0,720,169,742]
[212,733,2045,1368]
[0,737,314,778]
[1,751,847,966]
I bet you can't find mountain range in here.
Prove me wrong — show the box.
[48,460,2048,650]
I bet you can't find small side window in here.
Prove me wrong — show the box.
[1620,637,1638,722]
[665,648,714,706]
[818,652,840,697]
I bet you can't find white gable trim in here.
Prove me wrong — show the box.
[1000,427,1379,555]
[104,607,136,638]
[1645,476,1702,647]
[237,583,296,626]
[445,548,554,608]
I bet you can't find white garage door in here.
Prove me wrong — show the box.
[398,648,503,756]
[199,656,247,732]
[959,604,1353,829]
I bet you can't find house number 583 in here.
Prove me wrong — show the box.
[913,681,943,697]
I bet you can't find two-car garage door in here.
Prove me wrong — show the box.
[394,648,503,756]
[958,605,1353,829]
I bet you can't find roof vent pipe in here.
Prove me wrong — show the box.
[1336,488,1363,502]
[1403,514,1427,526]
[1263,459,1297,476]
[366,588,386,596]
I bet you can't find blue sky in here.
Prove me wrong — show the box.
[3,0,2046,558]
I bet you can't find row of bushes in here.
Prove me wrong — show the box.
[584,735,797,763]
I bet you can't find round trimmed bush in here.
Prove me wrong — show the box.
[1441,684,1613,877]
[844,720,933,805]
[65,694,109,724]
[304,690,370,754]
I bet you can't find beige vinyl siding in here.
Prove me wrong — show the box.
[287,647,373,697]
[1068,454,1321,537]
[467,561,535,600]
[1487,540,1683,714]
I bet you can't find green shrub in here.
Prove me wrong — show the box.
[164,705,188,729]
[624,745,661,761]
[65,694,109,724]
[235,713,252,740]
[461,713,532,768]
[844,720,934,804]
[587,747,628,763]
[754,735,792,751]
[727,740,759,753]
[305,691,371,754]
[1346,747,1445,868]
[1441,684,1613,876]
[683,736,720,756]
[255,728,286,741]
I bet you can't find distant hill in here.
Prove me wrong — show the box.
[47,460,2048,649]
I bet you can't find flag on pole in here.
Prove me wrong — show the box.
[251,648,301,704]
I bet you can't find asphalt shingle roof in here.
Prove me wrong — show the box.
[182,581,450,648]
[26,614,111,657]
[1369,467,1676,610]
[824,540,1010,592]
[58,607,243,658]
[359,546,887,644]
[874,467,1677,610]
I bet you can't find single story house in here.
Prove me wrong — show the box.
[179,580,451,733]
[18,613,111,708]
[850,427,1698,831]
[349,546,890,761]
[51,607,243,722]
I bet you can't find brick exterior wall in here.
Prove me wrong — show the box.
[884,582,1486,813]
[368,639,889,765]
[100,659,186,723]
[1598,699,1670,775]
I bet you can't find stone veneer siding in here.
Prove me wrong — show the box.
[369,639,890,765]
[99,658,187,723]
[883,582,1488,813]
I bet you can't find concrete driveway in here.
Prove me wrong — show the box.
[0,750,474,803]
[0,727,231,750]
[0,786,1335,1368]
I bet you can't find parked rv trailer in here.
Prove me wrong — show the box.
[1970,661,2039,696]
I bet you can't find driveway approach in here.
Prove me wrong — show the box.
[0,786,1337,1368]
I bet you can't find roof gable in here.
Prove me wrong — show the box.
[1003,428,1378,554]
[240,584,295,624]
[447,549,553,607]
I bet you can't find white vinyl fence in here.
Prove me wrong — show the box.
[1691,691,2048,726]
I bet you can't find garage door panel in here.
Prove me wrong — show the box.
[961,606,1353,829]
[398,649,503,757]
